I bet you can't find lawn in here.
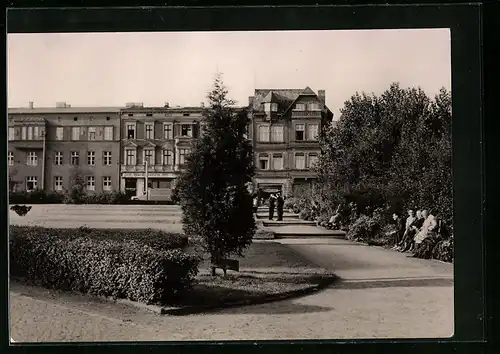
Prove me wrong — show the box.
[172,241,336,308]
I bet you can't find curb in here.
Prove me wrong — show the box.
[156,275,338,316]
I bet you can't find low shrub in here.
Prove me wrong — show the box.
[9,226,199,305]
[9,189,65,204]
[10,226,189,251]
[346,215,383,242]
[414,235,453,263]
[283,197,297,211]
[254,229,275,239]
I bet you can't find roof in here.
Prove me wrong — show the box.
[8,106,122,114]
[251,87,332,115]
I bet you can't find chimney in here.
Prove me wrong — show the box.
[248,96,254,107]
[28,101,34,109]
[318,90,326,104]
[164,102,170,108]
[56,102,67,108]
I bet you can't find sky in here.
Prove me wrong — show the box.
[7,29,451,117]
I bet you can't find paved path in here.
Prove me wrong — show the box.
[10,236,453,342]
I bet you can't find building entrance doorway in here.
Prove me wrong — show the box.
[124,178,137,198]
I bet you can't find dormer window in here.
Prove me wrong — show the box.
[264,102,278,112]
[294,103,306,111]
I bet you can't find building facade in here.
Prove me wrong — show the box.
[119,103,204,198]
[247,87,333,196]
[8,102,121,194]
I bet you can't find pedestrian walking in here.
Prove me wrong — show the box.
[269,194,276,220]
[276,193,284,221]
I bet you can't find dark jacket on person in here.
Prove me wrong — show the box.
[276,196,284,209]
[411,217,425,230]
[269,196,276,209]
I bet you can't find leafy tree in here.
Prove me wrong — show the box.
[176,73,256,275]
[65,166,87,204]
[316,83,452,231]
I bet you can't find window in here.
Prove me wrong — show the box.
[181,124,192,137]
[271,125,284,142]
[54,176,63,191]
[26,176,37,192]
[71,127,80,140]
[125,149,136,165]
[71,151,80,165]
[103,151,112,166]
[308,124,319,140]
[27,126,33,140]
[163,149,173,166]
[54,152,63,165]
[178,149,190,165]
[103,177,112,191]
[8,151,14,166]
[295,124,305,141]
[86,176,95,191]
[33,126,40,139]
[308,102,321,111]
[145,123,154,139]
[21,126,27,140]
[88,127,96,140]
[126,124,136,139]
[258,125,270,142]
[163,123,173,139]
[55,127,64,140]
[8,127,15,141]
[294,103,306,111]
[272,154,284,170]
[258,154,269,170]
[144,149,154,165]
[27,152,37,166]
[87,151,95,166]
[308,153,319,168]
[104,126,113,140]
[295,153,306,169]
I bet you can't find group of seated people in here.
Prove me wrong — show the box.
[390,208,440,256]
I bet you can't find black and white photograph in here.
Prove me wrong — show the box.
[8,28,453,342]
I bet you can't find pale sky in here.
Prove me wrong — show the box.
[7,29,451,117]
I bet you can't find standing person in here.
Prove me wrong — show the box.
[252,194,259,214]
[269,193,276,220]
[276,193,285,221]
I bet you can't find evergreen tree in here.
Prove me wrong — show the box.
[177,73,256,275]
[65,166,87,204]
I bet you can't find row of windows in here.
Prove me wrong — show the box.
[8,151,112,166]
[263,102,321,112]
[124,148,190,166]
[125,122,193,140]
[23,176,112,192]
[8,126,114,141]
[258,152,319,170]
[257,123,319,142]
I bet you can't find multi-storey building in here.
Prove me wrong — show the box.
[119,103,204,198]
[8,102,121,193]
[247,87,333,196]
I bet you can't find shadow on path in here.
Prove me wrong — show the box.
[218,301,333,315]
[333,276,453,290]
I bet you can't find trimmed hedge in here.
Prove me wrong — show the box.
[9,190,178,205]
[9,226,199,304]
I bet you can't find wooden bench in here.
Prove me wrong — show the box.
[210,258,240,276]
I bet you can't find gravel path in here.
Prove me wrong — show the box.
[10,237,453,342]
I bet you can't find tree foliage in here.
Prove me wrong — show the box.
[176,73,256,272]
[316,83,452,230]
[64,166,87,204]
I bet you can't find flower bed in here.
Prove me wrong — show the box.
[9,226,199,305]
